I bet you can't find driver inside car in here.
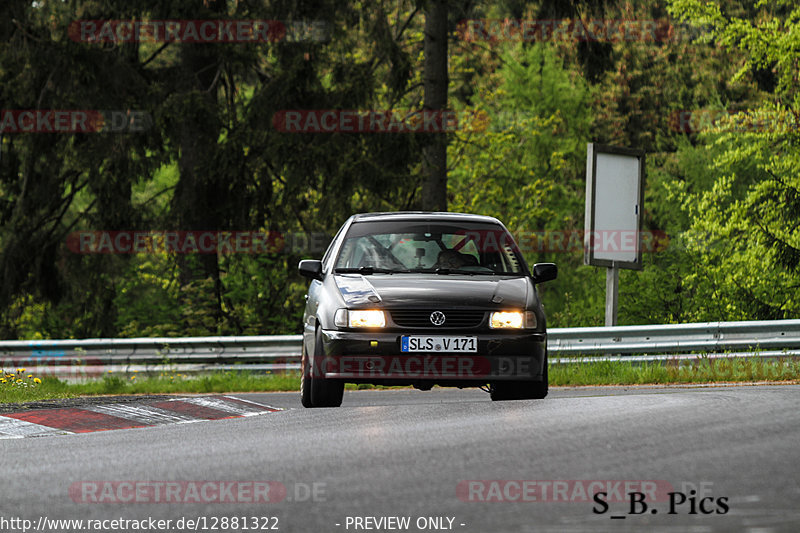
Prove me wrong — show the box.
[435,249,479,269]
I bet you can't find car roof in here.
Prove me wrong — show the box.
[350,211,502,224]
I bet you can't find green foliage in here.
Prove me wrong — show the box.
[661,0,800,320]
[0,373,72,404]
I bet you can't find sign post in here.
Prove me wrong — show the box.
[584,143,645,326]
[605,265,619,327]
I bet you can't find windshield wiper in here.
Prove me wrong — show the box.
[334,267,409,275]
[435,268,476,275]
[435,269,522,276]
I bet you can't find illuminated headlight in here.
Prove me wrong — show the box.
[489,311,537,329]
[334,309,386,328]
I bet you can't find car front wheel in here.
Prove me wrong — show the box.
[300,342,314,408]
[490,355,548,401]
[300,329,344,408]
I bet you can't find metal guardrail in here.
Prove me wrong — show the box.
[0,336,303,379]
[1,319,799,379]
[548,320,800,356]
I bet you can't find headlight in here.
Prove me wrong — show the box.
[489,311,537,329]
[334,309,386,328]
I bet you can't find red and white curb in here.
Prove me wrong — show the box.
[0,395,281,439]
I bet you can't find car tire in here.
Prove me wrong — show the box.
[490,354,548,401]
[301,329,344,408]
[300,341,314,408]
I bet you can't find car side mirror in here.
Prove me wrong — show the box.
[532,263,557,284]
[299,259,324,281]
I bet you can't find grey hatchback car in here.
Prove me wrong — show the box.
[298,212,557,407]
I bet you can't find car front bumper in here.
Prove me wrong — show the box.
[315,329,546,385]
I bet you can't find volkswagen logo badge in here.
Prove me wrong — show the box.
[430,311,446,326]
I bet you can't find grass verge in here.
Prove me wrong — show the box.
[2,357,799,404]
[550,356,800,386]
[0,371,302,404]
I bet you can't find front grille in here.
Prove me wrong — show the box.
[390,310,486,328]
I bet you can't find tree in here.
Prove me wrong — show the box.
[0,0,430,338]
[661,0,800,320]
[421,0,449,211]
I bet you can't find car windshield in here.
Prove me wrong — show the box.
[334,220,526,275]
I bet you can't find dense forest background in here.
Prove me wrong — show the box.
[0,0,798,339]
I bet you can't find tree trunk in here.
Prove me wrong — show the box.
[421,0,448,212]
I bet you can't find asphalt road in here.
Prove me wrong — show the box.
[2,385,800,533]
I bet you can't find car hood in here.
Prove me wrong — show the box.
[334,274,530,309]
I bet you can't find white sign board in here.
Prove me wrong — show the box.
[584,143,645,270]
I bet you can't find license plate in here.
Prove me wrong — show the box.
[401,336,477,353]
